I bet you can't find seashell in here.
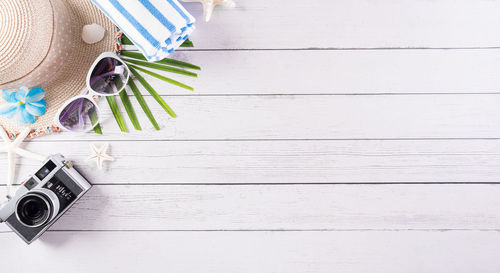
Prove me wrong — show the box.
[181,0,235,22]
[82,23,105,44]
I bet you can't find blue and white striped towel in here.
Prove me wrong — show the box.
[92,0,195,61]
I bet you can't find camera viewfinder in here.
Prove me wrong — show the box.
[35,160,56,180]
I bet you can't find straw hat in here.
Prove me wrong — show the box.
[0,0,120,138]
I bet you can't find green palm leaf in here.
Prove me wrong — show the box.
[119,89,141,130]
[121,51,200,70]
[124,58,197,77]
[106,95,128,132]
[121,35,133,45]
[93,35,199,134]
[129,67,177,118]
[89,109,102,134]
[129,65,193,91]
[127,78,160,130]
[121,34,193,47]
[180,38,194,47]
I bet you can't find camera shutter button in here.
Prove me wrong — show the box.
[64,161,73,169]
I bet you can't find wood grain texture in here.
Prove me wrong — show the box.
[155,49,500,95]
[1,231,499,273]
[32,94,500,141]
[4,140,500,184]
[183,0,500,49]
[1,0,499,271]
[1,184,499,232]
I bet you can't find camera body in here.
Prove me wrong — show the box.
[0,154,92,244]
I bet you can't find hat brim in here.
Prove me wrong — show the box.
[0,0,119,138]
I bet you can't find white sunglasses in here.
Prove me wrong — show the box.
[54,52,130,132]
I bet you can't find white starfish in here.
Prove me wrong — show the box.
[87,143,114,170]
[182,0,236,22]
[0,126,46,198]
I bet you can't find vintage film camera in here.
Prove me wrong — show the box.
[0,154,92,244]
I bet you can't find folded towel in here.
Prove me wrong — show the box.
[92,0,195,61]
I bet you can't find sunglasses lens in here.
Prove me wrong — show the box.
[58,97,99,132]
[89,57,129,95]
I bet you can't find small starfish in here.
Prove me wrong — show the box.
[182,0,236,22]
[0,126,46,198]
[87,143,114,170]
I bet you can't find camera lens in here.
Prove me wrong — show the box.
[16,194,51,227]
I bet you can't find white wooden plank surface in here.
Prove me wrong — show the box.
[160,49,500,95]
[3,139,500,184]
[1,231,499,273]
[2,0,499,271]
[184,0,500,49]
[33,94,500,141]
[1,184,499,232]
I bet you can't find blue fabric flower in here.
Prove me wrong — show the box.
[0,87,47,125]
